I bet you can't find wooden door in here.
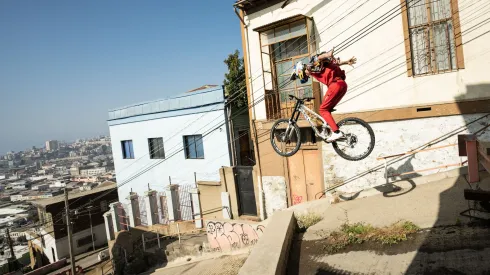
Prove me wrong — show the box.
[287,148,324,205]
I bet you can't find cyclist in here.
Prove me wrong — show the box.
[293,48,356,142]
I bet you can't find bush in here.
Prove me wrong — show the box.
[295,212,323,232]
[322,220,420,253]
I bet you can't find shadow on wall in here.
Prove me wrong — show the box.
[317,83,490,201]
[402,86,490,273]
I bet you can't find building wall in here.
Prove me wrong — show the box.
[29,229,57,264]
[241,0,490,201]
[80,167,106,176]
[324,113,490,194]
[55,224,107,260]
[243,0,490,119]
[109,109,231,203]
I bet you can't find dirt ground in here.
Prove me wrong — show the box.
[287,223,490,275]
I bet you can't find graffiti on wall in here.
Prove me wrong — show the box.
[292,194,303,205]
[206,221,266,252]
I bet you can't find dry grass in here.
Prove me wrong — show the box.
[320,221,420,253]
[295,212,323,232]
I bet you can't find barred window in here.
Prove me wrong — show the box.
[403,0,464,76]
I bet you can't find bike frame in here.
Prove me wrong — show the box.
[287,99,329,138]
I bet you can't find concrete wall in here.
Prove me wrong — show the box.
[325,113,490,194]
[243,0,490,119]
[262,176,288,219]
[198,183,224,220]
[220,167,240,219]
[55,224,107,260]
[109,108,231,203]
[205,219,266,252]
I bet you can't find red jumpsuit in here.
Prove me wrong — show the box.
[309,60,347,132]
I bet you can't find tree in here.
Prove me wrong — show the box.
[224,50,247,107]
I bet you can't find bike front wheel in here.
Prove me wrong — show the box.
[270,119,301,157]
[332,117,375,161]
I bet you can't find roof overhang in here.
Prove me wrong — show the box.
[234,0,288,14]
[253,14,309,32]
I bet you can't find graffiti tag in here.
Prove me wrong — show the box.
[292,194,303,205]
[206,221,266,252]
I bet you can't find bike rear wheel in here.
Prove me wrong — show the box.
[332,117,375,161]
[270,119,302,157]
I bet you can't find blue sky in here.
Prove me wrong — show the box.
[0,1,242,153]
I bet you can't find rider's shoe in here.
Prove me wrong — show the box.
[327,131,344,142]
[318,128,329,140]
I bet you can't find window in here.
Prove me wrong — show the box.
[403,0,464,76]
[183,135,204,159]
[148,138,165,159]
[77,234,96,247]
[258,16,317,120]
[121,140,134,159]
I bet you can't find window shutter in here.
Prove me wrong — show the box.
[401,0,413,77]
[451,0,465,69]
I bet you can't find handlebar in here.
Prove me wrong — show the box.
[288,94,315,102]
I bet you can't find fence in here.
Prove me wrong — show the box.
[138,195,148,226]
[117,204,129,231]
[264,88,320,120]
[177,184,194,221]
[158,191,169,225]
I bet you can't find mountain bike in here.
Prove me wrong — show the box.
[270,94,375,161]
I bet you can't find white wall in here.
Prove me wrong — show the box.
[30,229,58,264]
[109,109,231,202]
[243,0,490,119]
[55,224,107,260]
[324,113,490,194]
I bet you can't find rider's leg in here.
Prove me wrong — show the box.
[319,80,347,141]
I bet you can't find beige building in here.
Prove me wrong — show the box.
[234,0,490,219]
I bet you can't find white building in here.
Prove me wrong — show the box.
[108,86,233,201]
[10,180,30,190]
[45,140,59,151]
[49,180,67,188]
[234,0,490,210]
[80,167,106,177]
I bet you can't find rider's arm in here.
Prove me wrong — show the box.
[338,57,357,67]
[317,50,334,61]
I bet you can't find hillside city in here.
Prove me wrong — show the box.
[0,136,115,269]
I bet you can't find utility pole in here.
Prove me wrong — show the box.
[87,205,96,252]
[5,228,18,272]
[64,188,76,275]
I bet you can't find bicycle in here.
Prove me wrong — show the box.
[270,94,375,161]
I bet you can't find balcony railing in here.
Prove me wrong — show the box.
[264,85,321,121]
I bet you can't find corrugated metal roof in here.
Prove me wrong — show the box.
[108,86,224,121]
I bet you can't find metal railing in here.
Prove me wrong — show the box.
[264,89,319,121]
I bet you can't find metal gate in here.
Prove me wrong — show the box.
[234,166,257,216]
[138,195,148,226]
[158,191,169,225]
[177,184,194,221]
